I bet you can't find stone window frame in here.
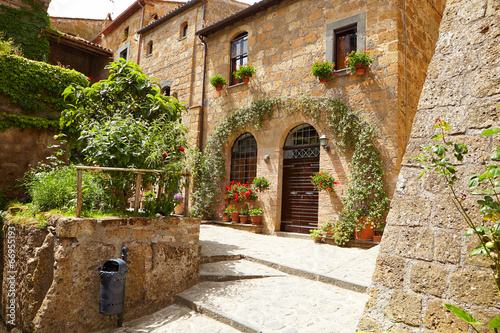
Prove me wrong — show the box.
[161,80,173,97]
[117,41,130,61]
[326,13,366,76]
[179,21,188,40]
[146,40,153,57]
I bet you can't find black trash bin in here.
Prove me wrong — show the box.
[99,247,128,326]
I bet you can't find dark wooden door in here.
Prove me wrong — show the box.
[281,156,319,233]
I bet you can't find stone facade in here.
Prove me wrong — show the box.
[191,0,444,233]
[50,17,106,40]
[98,1,186,61]
[1,214,200,332]
[358,0,500,331]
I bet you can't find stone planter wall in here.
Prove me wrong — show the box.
[1,214,200,333]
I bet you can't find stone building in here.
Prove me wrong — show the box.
[135,0,445,234]
[50,17,107,41]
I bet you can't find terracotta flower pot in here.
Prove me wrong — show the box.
[239,215,249,224]
[373,235,383,242]
[354,218,374,241]
[242,75,249,83]
[222,214,231,222]
[355,64,365,75]
[250,215,262,224]
[319,78,327,83]
[231,212,240,223]
[216,84,223,91]
[174,203,184,215]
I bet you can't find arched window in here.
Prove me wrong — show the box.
[230,133,257,184]
[283,124,320,159]
[161,86,170,96]
[230,32,248,85]
[146,41,153,56]
[180,22,188,38]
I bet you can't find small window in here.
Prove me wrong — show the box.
[326,13,366,71]
[230,33,248,85]
[230,133,257,184]
[146,41,153,56]
[151,13,158,20]
[335,27,357,70]
[119,48,128,60]
[161,86,170,96]
[123,27,129,41]
[180,22,188,38]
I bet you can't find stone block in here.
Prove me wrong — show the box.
[372,254,406,289]
[356,315,381,332]
[98,217,127,228]
[105,227,131,239]
[450,268,500,306]
[385,290,422,326]
[434,229,462,264]
[132,229,155,239]
[56,218,96,238]
[397,227,434,261]
[409,261,447,297]
[423,299,470,332]
[128,217,152,226]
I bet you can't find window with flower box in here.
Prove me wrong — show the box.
[230,33,248,85]
[326,13,365,71]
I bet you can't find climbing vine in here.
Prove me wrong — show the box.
[0,54,88,114]
[0,112,59,132]
[0,0,51,60]
[191,96,390,244]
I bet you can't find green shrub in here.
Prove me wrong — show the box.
[26,166,108,211]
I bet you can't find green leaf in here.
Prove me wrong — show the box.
[465,227,475,237]
[442,303,484,325]
[470,245,489,257]
[489,315,500,328]
[431,134,443,140]
[491,151,500,161]
[469,176,479,188]
[482,128,500,136]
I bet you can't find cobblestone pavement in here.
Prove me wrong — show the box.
[96,225,379,333]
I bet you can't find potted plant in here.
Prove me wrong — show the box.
[218,205,231,222]
[233,63,256,83]
[210,74,228,92]
[249,207,262,224]
[243,188,258,202]
[253,177,271,192]
[345,49,375,75]
[321,220,334,238]
[311,59,335,83]
[226,181,250,203]
[226,204,240,223]
[310,229,324,243]
[310,171,339,193]
[354,216,376,241]
[239,207,249,224]
[173,193,184,215]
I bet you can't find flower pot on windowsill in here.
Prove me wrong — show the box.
[241,75,250,83]
[216,84,223,92]
[355,64,365,75]
[231,212,240,223]
[250,215,262,225]
[319,78,327,83]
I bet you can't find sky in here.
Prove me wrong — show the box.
[48,0,258,19]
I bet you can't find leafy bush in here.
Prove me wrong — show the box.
[25,165,108,211]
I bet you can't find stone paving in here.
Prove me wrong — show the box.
[96,225,380,333]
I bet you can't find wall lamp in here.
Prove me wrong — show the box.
[319,135,330,152]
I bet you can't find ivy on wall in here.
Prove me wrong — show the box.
[190,96,390,245]
[0,0,51,60]
[0,54,88,114]
[0,112,59,132]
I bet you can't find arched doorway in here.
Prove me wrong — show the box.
[281,124,320,233]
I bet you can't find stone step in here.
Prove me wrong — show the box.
[201,254,245,264]
[199,259,286,283]
[175,275,369,333]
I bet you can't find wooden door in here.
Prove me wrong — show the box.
[281,156,319,233]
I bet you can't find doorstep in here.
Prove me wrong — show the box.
[274,231,378,248]
[201,220,262,234]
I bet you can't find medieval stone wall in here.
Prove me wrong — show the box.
[359,0,500,331]
[1,214,200,333]
[49,17,105,40]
